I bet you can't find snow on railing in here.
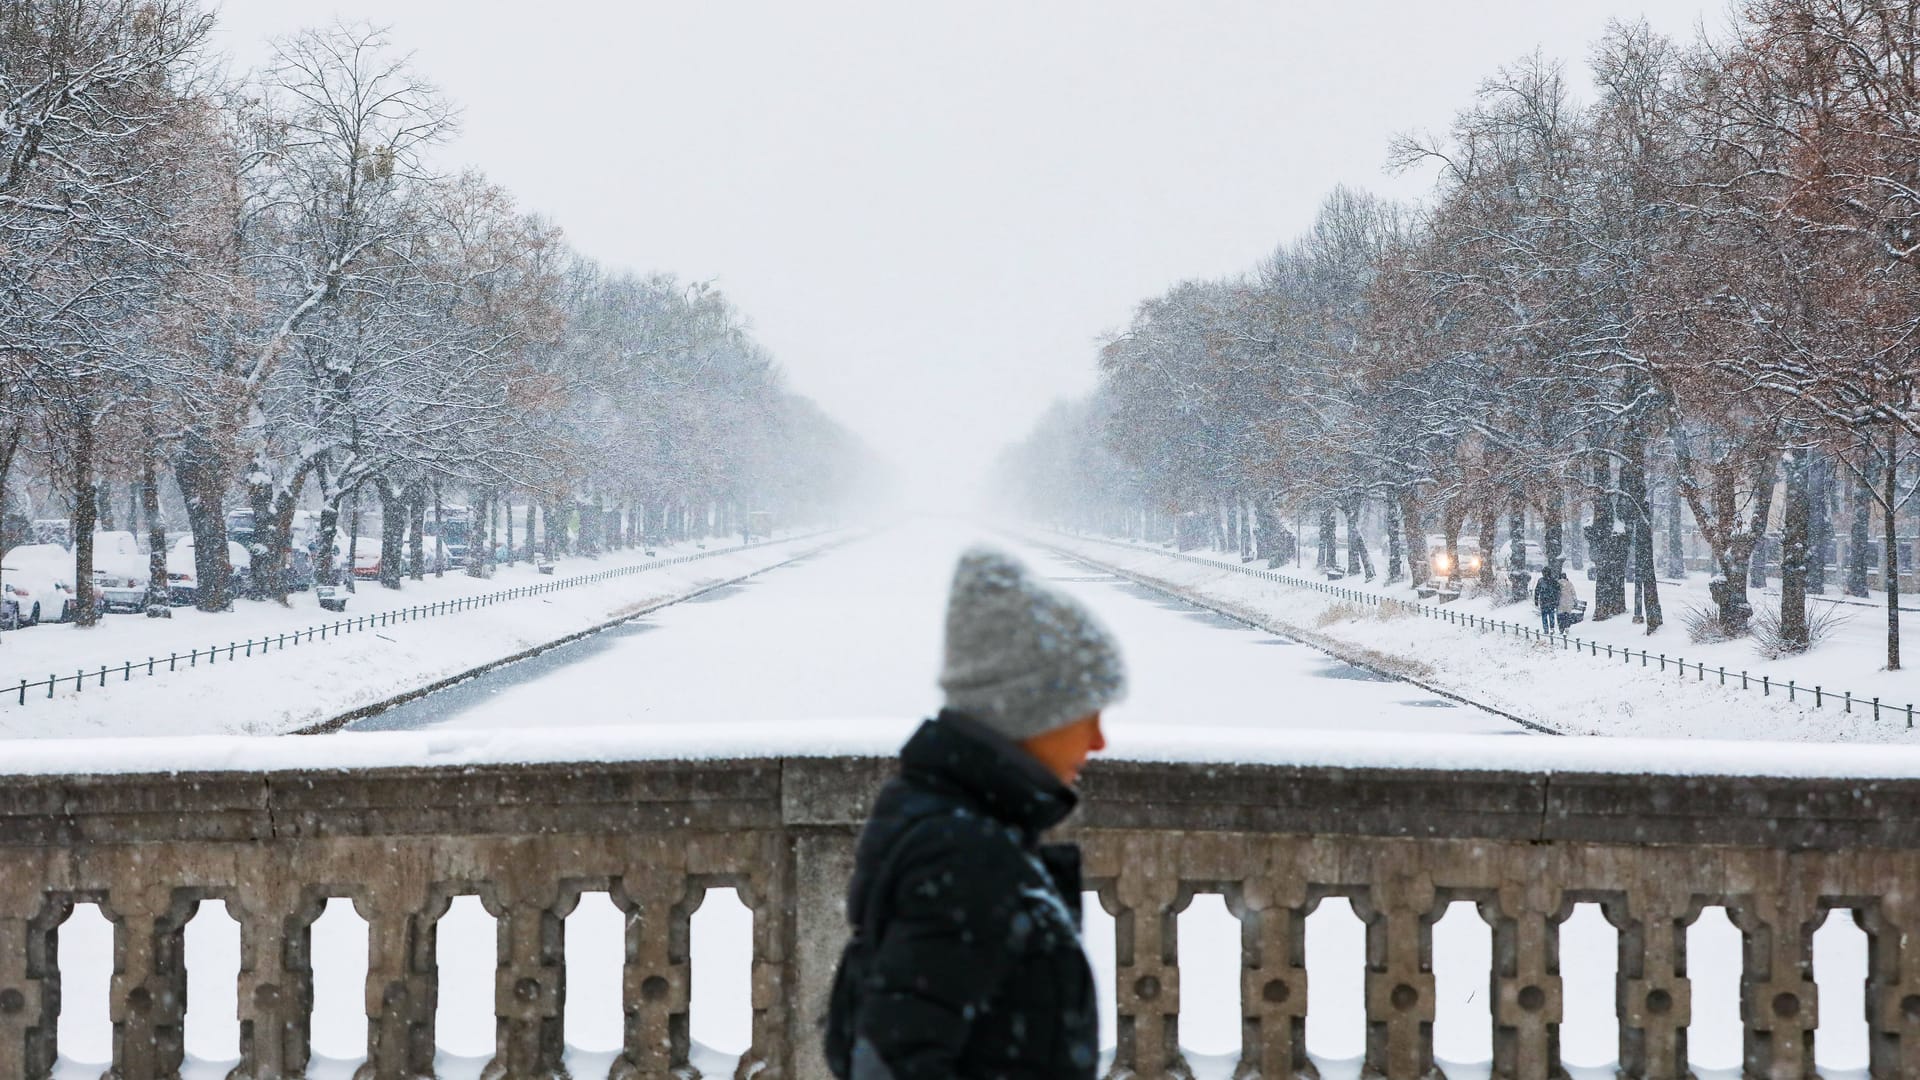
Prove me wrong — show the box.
[0,529,838,710]
[1042,530,1919,730]
[0,745,1916,1078]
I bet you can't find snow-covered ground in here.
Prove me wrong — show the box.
[1038,530,1920,744]
[18,518,1890,1077]
[0,529,847,739]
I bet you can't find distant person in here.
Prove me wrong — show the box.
[826,545,1124,1079]
[1533,562,1563,634]
[1556,564,1581,631]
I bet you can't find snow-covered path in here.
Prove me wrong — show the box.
[352,518,1515,737]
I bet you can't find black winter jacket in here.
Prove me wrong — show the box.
[834,710,1099,1080]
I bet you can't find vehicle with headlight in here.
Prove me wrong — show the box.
[1426,534,1483,580]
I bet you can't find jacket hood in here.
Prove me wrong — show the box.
[897,709,1078,836]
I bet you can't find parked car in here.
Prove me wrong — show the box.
[90,531,153,612]
[1,544,81,624]
[350,536,451,578]
[165,537,252,605]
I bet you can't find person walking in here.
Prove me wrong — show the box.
[1533,562,1563,634]
[1556,563,1580,631]
[826,545,1125,1080]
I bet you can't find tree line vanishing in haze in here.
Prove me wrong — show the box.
[1,1,874,621]
[1000,1,1920,670]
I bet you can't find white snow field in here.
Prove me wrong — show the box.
[25,519,1884,1077]
[0,529,846,739]
[1040,529,1920,745]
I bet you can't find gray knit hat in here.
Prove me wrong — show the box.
[938,545,1127,741]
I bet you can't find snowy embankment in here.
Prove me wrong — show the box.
[0,529,855,739]
[1030,530,1920,743]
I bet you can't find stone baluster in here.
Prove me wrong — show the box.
[1613,885,1693,1080]
[485,879,568,1080]
[1236,864,1311,1079]
[1489,876,1564,1080]
[0,888,66,1080]
[358,887,439,1080]
[228,879,319,1080]
[733,869,790,1079]
[1105,836,1189,1080]
[105,885,191,1080]
[1733,885,1819,1080]
[611,861,698,1078]
[1863,886,1920,1078]
[1360,874,1440,1080]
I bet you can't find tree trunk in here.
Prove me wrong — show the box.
[1807,453,1832,594]
[1883,426,1901,671]
[346,492,361,594]
[432,480,445,579]
[1664,472,1687,578]
[1564,493,1584,570]
[1748,455,1779,590]
[71,407,98,627]
[1779,449,1811,652]
[94,481,115,531]
[1542,498,1564,567]
[1621,424,1661,633]
[315,497,342,586]
[1508,495,1529,603]
[525,500,537,563]
[376,480,406,590]
[1847,448,1874,597]
[1396,489,1425,588]
[468,489,490,578]
[1384,496,1406,583]
[1588,455,1628,621]
[1317,506,1336,570]
[140,441,169,616]
[1476,501,1498,589]
[172,435,235,611]
[1342,499,1374,580]
[407,481,426,582]
[1441,499,1465,584]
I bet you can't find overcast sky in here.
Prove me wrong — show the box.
[208,1,1725,504]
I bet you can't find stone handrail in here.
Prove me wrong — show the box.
[0,750,1917,1078]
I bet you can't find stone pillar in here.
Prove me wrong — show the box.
[1490,875,1564,1080]
[358,888,438,1080]
[0,878,64,1080]
[787,831,856,1080]
[1734,884,1819,1079]
[1615,887,1693,1080]
[1361,873,1439,1080]
[1106,835,1189,1080]
[611,856,696,1078]
[105,885,190,1080]
[1863,885,1920,1078]
[485,880,567,1080]
[1237,862,1312,1079]
[229,877,318,1080]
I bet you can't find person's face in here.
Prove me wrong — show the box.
[1019,712,1107,787]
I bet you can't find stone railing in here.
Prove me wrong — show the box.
[0,748,1917,1079]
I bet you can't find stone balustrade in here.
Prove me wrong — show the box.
[0,750,1916,1078]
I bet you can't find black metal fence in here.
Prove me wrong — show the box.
[4,531,833,709]
[1053,531,1917,729]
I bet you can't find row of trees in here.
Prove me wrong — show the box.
[1,2,872,622]
[1000,0,1920,670]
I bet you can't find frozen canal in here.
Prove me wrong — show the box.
[350,518,1517,738]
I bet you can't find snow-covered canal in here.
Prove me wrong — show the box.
[350,518,1515,737]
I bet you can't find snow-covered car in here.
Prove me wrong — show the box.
[0,544,81,624]
[1426,535,1483,579]
[350,536,451,578]
[90,531,153,612]
[165,537,252,605]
